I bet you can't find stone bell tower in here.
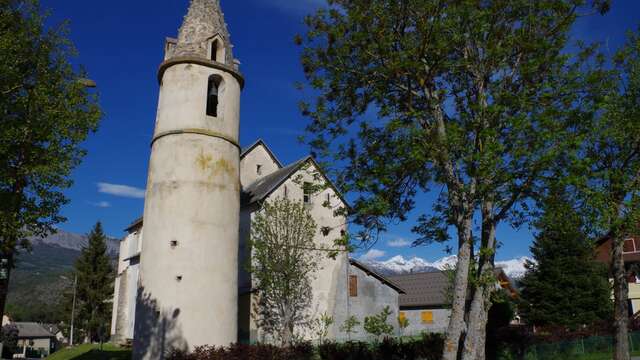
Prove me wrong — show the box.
[133,0,243,357]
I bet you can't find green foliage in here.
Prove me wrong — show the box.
[46,343,131,360]
[363,306,394,340]
[520,188,612,328]
[0,0,101,318]
[298,1,608,355]
[249,197,319,345]
[1,324,18,358]
[316,334,445,360]
[314,312,334,344]
[299,0,603,244]
[69,222,114,343]
[339,315,360,339]
[0,0,101,248]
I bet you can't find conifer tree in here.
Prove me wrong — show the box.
[520,188,611,328]
[72,222,114,343]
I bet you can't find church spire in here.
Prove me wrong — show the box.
[173,0,234,66]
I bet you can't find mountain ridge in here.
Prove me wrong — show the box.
[362,254,532,279]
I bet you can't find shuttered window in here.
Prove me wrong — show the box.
[421,311,434,324]
[399,312,406,322]
[349,275,358,297]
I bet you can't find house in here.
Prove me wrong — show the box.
[343,259,405,340]
[595,235,640,315]
[13,322,56,358]
[389,268,518,336]
[111,140,405,345]
[389,272,452,335]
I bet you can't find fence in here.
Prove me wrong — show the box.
[505,332,640,360]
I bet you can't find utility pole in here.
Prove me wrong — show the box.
[70,274,77,346]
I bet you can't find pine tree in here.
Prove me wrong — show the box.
[72,222,114,343]
[520,189,612,329]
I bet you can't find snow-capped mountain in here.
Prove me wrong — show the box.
[363,254,532,279]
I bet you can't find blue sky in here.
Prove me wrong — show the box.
[39,0,639,262]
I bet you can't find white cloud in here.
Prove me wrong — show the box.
[260,0,325,15]
[89,201,111,208]
[387,238,412,248]
[359,249,386,261]
[97,183,145,199]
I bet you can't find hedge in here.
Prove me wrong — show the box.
[169,333,444,360]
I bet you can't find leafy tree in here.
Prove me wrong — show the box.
[0,324,18,358]
[363,306,394,341]
[249,197,319,346]
[298,1,606,359]
[520,188,612,329]
[570,30,640,360]
[0,0,101,319]
[340,315,360,340]
[314,312,334,344]
[71,222,114,343]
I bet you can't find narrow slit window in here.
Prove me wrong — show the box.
[211,40,218,62]
[206,76,221,117]
[257,164,262,175]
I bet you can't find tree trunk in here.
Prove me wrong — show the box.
[0,251,14,322]
[612,234,630,360]
[461,202,496,360]
[442,217,474,360]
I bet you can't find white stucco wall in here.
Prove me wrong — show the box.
[111,229,143,343]
[342,264,401,341]
[399,308,450,336]
[243,160,351,343]
[240,144,281,187]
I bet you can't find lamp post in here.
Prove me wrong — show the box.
[70,274,77,346]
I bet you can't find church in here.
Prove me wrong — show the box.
[109,1,403,357]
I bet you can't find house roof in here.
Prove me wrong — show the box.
[15,322,55,339]
[388,271,449,308]
[349,259,405,294]
[240,139,283,168]
[124,217,143,232]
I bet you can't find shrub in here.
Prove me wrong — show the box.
[363,306,394,340]
[317,334,444,360]
[169,343,315,360]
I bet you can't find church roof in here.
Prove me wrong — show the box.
[242,156,351,211]
[242,157,311,205]
[172,0,235,66]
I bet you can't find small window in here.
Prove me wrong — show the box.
[399,312,406,322]
[349,275,358,297]
[321,227,331,236]
[421,311,434,324]
[206,75,221,117]
[284,186,288,198]
[257,164,262,175]
[303,182,312,204]
[624,238,636,254]
[326,193,331,204]
[211,40,219,62]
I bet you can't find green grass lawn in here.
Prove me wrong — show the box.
[46,344,131,360]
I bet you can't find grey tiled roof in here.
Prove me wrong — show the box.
[15,322,55,339]
[388,272,450,308]
[242,157,311,206]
